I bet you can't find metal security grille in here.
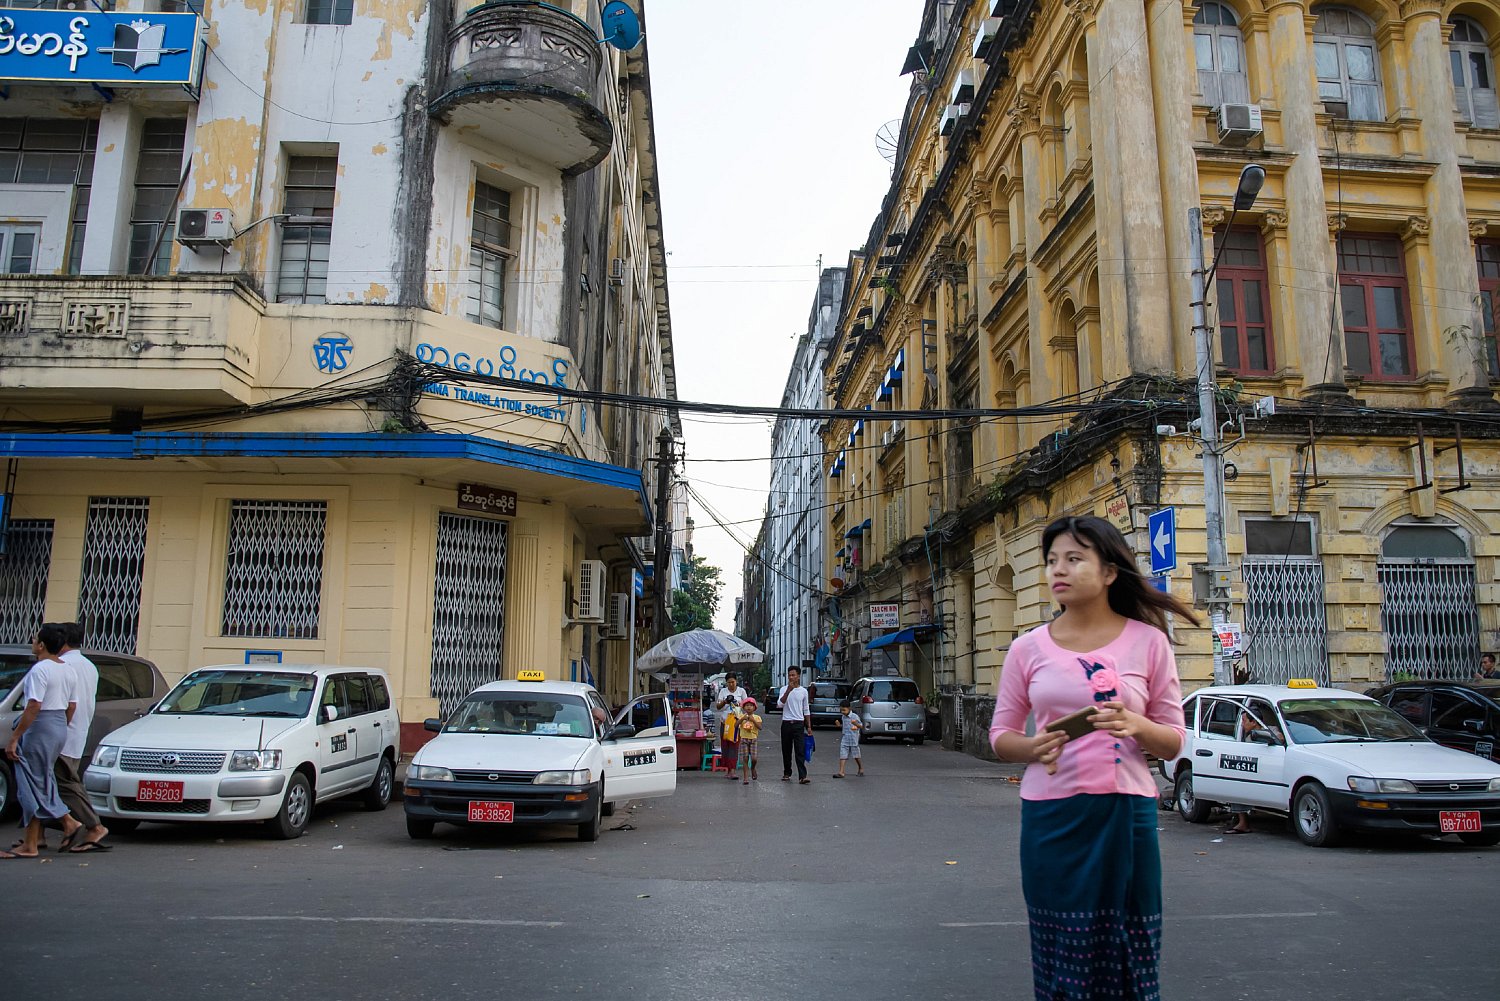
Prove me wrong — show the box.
[0,519,52,644]
[78,497,149,654]
[1378,561,1480,682]
[1241,560,1329,685]
[221,500,327,639]
[430,512,508,716]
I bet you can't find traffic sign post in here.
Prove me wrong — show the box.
[1147,507,1177,576]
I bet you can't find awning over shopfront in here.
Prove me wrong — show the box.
[865,623,938,650]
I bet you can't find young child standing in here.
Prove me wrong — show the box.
[735,698,762,783]
[834,700,864,777]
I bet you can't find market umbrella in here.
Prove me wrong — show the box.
[634,629,765,672]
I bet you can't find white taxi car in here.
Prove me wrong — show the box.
[402,672,676,843]
[1164,682,1500,847]
[85,664,400,839]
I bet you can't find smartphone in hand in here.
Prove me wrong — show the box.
[1044,707,1100,743]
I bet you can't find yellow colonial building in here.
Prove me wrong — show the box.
[823,0,1500,748]
[0,1,677,747]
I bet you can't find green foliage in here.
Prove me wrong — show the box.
[750,664,771,694]
[671,555,723,634]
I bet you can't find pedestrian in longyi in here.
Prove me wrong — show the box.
[777,666,812,784]
[53,622,110,853]
[2,623,86,861]
[989,516,1197,1001]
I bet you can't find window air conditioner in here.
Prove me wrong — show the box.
[881,429,894,449]
[604,593,630,638]
[973,18,1002,58]
[949,68,975,106]
[1215,103,1263,147]
[940,103,971,136]
[609,258,626,286]
[576,560,606,622]
[177,208,236,247]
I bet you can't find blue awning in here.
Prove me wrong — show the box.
[865,623,938,650]
[845,518,871,539]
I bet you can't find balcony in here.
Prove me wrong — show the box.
[0,275,264,407]
[431,1,612,176]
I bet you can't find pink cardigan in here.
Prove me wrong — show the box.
[989,618,1185,801]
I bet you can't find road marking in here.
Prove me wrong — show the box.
[941,911,1327,928]
[177,916,565,928]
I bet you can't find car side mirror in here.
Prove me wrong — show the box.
[423,717,443,733]
[321,705,339,723]
[1248,729,1282,747]
[1463,718,1486,734]
[604,724,637,741]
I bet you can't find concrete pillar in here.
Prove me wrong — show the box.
[1401,2,1495,406]
[1264,0,1347,399]
[1016,90,1060,443]
[1147,0,1202,374]
[1088,0,1173,375]
[955,569,975,689]
[79,106,141,275]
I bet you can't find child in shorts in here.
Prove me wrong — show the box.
[834,700,864,777]
[736,698,762,783]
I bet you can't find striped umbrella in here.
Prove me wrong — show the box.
[634,629,765,672]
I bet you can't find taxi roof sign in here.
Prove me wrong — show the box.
[1287,678,1318,689]
[517,669,546,682]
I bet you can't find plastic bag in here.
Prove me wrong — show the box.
[802,732,815,761]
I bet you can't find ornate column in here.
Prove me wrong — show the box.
[1147,0,1202,373]
[1016,88,1060,439]
[1264,0,1347,399]
[1400,0,1494,406]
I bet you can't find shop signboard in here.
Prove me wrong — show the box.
[869,602,900,630]
[0,11,202,86]
[458,483,517,517]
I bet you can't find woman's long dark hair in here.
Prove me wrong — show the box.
[1042,515,1200,637]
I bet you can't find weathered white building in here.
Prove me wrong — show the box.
[0,1,679,744]
[763,267,844,686]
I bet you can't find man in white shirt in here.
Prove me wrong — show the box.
[55,621,108,852]
[777,665,812,783]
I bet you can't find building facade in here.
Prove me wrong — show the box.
[765,267,846,688]
[0,1,679,744]
[823,0,1500,734]
[740,511,771,661]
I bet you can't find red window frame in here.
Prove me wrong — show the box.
[1474,241,1500,380]
[1338,235,1414,380]
[1213,227,1276,376]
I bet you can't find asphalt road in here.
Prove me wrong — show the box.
[5,736,1497,1001]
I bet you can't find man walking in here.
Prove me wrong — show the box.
[777,666,812,784]
[56,622,109,853]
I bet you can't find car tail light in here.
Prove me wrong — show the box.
[862,696,873,704]
[915,695,924,705]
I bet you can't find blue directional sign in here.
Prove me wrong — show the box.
[1148,507,1177,575]
[632,570,643,598]
[0,11,201,87]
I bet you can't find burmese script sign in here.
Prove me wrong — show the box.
[458,483,517,517]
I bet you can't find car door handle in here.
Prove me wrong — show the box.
[659,746,674,755]
[1195,749,1213,757]
[347,727,357,734]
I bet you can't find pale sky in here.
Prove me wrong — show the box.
[646,1,919,631]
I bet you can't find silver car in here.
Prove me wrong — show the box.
[850,676,926,744]
[0,646,169,818]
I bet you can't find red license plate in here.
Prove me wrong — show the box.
[467,800,514,824]
[137,780,184,803]
[1439,810,1482,833]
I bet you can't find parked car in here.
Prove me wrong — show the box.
[808,680,852,729]
[0,646,168,819]
[84,664,399,839]
[1365,680,1500,763]
[403,672,675,842]
[1163,682,1500,847]
[762,687,780,712]
[849,676,925,743]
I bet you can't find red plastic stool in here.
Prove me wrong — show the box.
[709,753,729,773]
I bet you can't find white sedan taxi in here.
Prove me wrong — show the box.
[1165,682,1500,847]
[402,672,676,843]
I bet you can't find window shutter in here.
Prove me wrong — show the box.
[1474,86,1500,129]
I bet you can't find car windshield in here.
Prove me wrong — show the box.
[156,671,317,717]
[812,684,849,700]
[870,680,920,702]
[445,693,594,738]
[1278,698,1425,744]
[0,656,32,697]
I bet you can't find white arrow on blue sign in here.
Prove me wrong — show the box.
[1147,507,1177,575]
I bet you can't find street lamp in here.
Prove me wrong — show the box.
[1188,163,1264,683]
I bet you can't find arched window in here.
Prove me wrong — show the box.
[1378,524,1480,681]
[1194,3,1250,106]
[1312,6,1384,121]
[1451,16,1499,129]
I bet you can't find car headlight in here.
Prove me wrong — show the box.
[229,749,284,772]
[1490,778,1500,792]
[408,764,454,782]
[534,769,592,785]
[1347,776,1416,794]
[92,745,120,768]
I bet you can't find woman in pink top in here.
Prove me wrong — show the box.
[990,516,1197,1001]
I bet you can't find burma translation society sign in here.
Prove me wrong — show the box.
[0,10,201,86]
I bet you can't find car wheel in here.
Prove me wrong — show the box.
[406,815,435,840]
[1292,782,1341,847]
[1458,830,1500,847]
[0,759,13,820]
[602,800,616,817]
[577,786,602,843]
[361,755,394,811]
[106,818,140,835]
[1175,770,1213,824]
[914,736,925,746]
[269,771,313,840]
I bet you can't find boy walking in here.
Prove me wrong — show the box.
[834,700,864,777]
[736,698,762,783]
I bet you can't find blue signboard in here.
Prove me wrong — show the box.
[0,11,201,86]
[1148,507,1177,575]
[632,570,643,598]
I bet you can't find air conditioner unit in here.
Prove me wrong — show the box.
[176,208,235,247]
[949,68,975,105]
[609,258,626,286]
[1215,103,1263,147]
[604,593,630,638]
[576,559,606,622]
[940,103,971,136]
[881,429,894,448]
[891,419,905,436]
[973,18,1002,58]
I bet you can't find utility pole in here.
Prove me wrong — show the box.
[652,426,674,643]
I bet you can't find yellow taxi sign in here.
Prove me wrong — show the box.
[517,669,546,682]
[1287,678,1318,689]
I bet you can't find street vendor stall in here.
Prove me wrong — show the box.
[635,629,765,770]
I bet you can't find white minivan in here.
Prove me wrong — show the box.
[85,664,400,839]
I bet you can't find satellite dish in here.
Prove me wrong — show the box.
[875,120,901,165]
[830,577,846,591]
[600,1,642,50]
